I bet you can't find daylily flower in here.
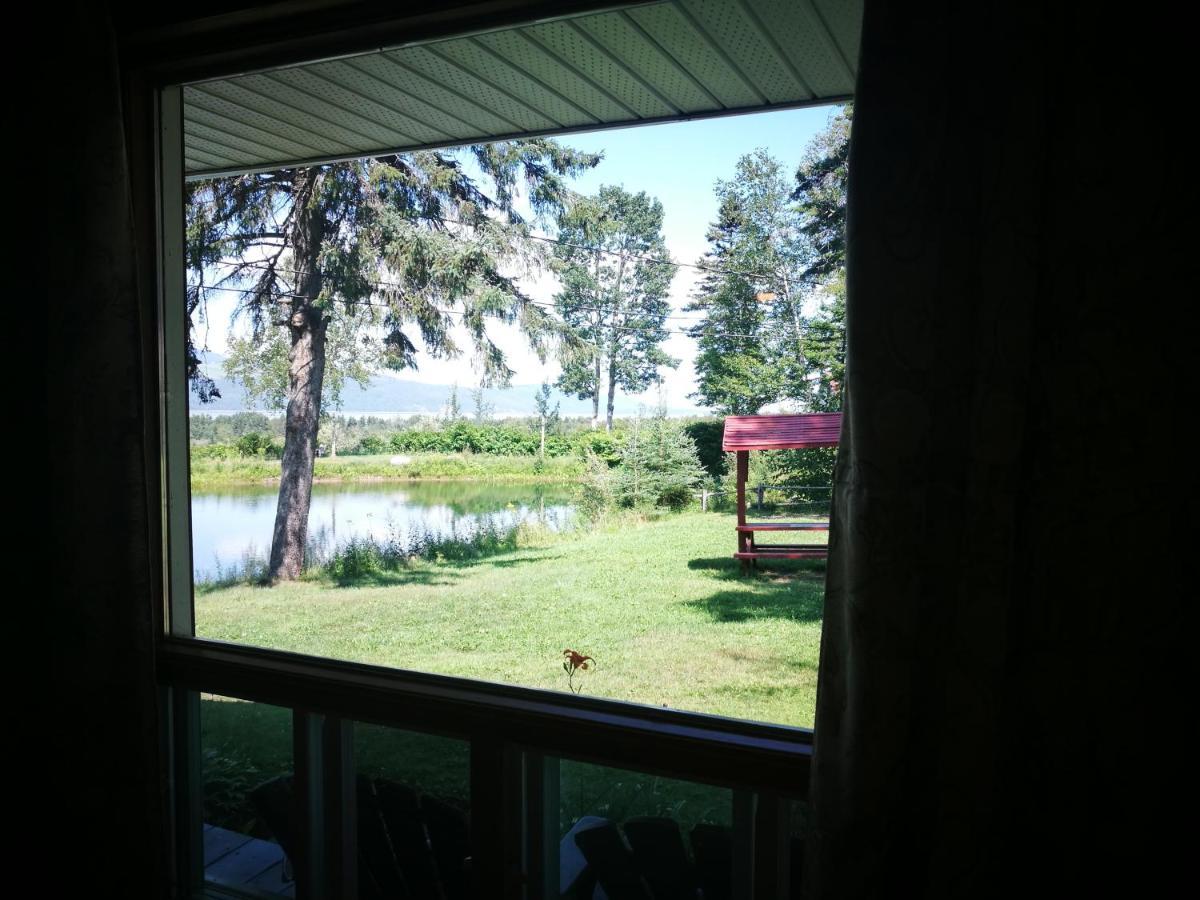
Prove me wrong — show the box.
[562,648,596,693]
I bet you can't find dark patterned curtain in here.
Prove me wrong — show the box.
[45,3,165,895]
[808,3,1189,896]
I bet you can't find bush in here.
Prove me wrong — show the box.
[236,432,282,458]
[356,434,388,455]
[575,451,617,522]
[574,429,624,465]
[191,443,239,460]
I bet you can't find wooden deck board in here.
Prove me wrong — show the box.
[203,824,253,864]
[205,825,292,894]
[245,859,296,897]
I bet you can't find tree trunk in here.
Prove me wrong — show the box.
[268,167,325,582]
[591,349,602,429]
[268,314,327,580]
[540,417,546,455]
[606,355,617,432]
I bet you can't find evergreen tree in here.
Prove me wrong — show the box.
[552,185,677,431]
[686,150,814,414]
[615,412,707,510]
[685,196,779,415]
[186,141,599,579]
[793,104,852,411]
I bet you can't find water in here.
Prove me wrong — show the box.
[191,480,576,581]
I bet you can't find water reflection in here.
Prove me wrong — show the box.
[191,481,576,581]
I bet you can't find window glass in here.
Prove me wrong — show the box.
[353,723,471,899]
[183,105,847,729]
[549,757,735,899]
[200,695,295,897]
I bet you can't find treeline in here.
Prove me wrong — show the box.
[193,412,695,464]
[190,412,834,497]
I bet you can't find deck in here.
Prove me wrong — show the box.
[204,823,294,897]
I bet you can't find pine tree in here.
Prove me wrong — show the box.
[793,104,852,411]
[615,413,707,510]
[686,150,814,414]
[186,141,599,579]
[685,195,779,414]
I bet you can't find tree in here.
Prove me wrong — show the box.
[552,185,677,431]
[792,104,852,412]
[685,195,780,415]
[186,141,599,580]
[686,150,815,414]
[534,380,560,455]
[470,384,494,423]
[615,412,707,510]
[442,383,462,423]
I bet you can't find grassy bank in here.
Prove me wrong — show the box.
[190,451,585,489]
[197,511,826,727]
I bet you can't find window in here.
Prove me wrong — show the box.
[146,2,860,895]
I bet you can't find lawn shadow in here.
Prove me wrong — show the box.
[327,568,462,588]
[686,556,825,623]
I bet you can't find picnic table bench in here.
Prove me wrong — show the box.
[735,521,829,568]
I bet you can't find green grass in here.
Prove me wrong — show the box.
[189,452,585,489]
[197,511,826,728]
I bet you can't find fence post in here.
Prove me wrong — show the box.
[701,489,708,512]
[756,484,765,509]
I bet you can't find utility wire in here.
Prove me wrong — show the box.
[203,256,835,328]
[192,282,840,342]
[187,198,820,283]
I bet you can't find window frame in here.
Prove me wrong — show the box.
[129,4,822,895]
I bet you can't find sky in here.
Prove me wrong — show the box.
[196,103,841,412]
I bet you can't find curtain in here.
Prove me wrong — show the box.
[808,3,1189,896]
[44,4,165,895]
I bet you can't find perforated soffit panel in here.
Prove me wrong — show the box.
[182,0,861,178]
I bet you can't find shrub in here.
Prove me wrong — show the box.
[356,434,388,455]
[575,451,616,522]
[191,443,239,460]
[236,432,282,458]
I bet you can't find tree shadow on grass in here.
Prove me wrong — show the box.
[685,556,825,623]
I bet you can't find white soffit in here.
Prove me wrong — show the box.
[182,0,861,178]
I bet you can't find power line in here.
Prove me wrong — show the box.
[202,259,711,324]
[187,194,819,283]
[191,281,839,342]
[203,255,833,327]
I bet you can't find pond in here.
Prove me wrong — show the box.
[191,480,577,581]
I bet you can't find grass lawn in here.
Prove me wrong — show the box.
[197,511,826,729]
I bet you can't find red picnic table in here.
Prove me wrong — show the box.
[722,413,842,573]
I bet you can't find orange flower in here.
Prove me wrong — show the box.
[563,648,595,672]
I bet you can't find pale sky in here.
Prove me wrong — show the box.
[195,104,840,411]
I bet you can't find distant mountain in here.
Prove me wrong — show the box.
[193,352,704,418]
